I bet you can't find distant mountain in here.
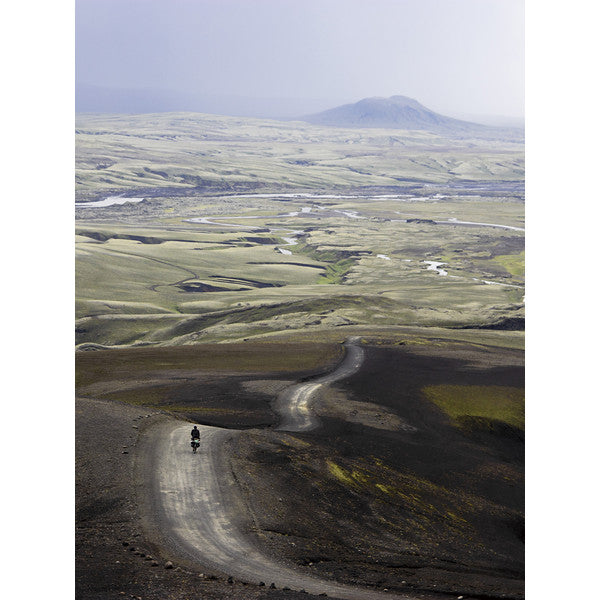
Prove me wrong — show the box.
[76,85,522,141]
[301,95,520,138]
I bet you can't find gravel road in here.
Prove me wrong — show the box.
[149,338,422,599]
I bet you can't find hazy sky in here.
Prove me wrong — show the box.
[76,0,524,119]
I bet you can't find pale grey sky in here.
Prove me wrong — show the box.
[76,0,524,119]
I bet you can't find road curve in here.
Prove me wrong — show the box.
[151,338,419,599]
[274,337,365,432]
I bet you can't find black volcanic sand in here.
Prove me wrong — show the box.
[76,340,523,599]
[229,343,524,599]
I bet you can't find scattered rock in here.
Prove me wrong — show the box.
[227,576,233,584]
[259,582,265,586]
[270,583,276,589]
[164,561,174,569]
[151,561,159,567]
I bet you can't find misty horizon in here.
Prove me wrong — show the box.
[76,0,524,124]
[75,82,524,129]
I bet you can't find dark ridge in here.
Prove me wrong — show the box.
[459,317,525,331]
[242,237,282,245]
[77,231,166,244]
[208,276,285,289]
[457,416,524,442]
[177,282,244,293]
[165,294,399,338]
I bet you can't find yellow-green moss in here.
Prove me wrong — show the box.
[326,458,479,534]
[493,251,525,278]
[327,461,356,486]
[422,384,524,430]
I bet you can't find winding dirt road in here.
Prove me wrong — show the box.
[149,338,419,599]
[274,338,365,432]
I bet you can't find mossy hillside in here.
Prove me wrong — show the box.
[76,233,327,316]
[76,289,524,346]
[76,113,524,196]
[422,384,524,430]
[318,258,356,284]
[493,251,525,278]
[76,119,524,346]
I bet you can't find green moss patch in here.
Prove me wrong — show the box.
[422,384,524,430]
[493,251,525,278]
[325,459,479,533]
[318,258,355,284]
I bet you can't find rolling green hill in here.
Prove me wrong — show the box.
[75,112,524,348]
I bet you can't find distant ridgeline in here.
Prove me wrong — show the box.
[76,83,522,140]
[301,95,523,139]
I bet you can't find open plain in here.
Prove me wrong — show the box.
[75,112,524,599]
